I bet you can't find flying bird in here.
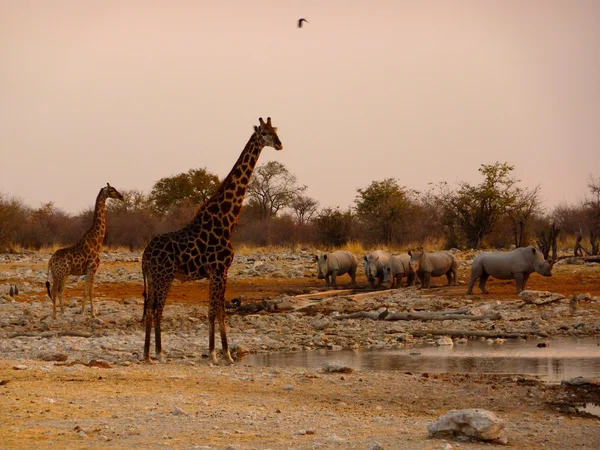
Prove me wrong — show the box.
[298,18,309,28]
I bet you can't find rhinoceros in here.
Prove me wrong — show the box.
[409,250,458,289]
[466,246,553,294]
[383,254,415,288]
[363,250,391,287]
[315,251,358,287]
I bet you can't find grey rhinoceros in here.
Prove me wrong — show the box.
[466,246,553,294]
[363,250,391,288]
[383,254,415,288]
[315,251,358,287]
[409,250,458,289]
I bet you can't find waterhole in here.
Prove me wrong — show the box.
[242,337,600,382]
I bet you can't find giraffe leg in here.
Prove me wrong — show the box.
[144,309,154,364]
[155,302,165,362]
[208,307,217,364]
[144,274,171,363]
[217,296,233,365]
[81,279,88,316]
[209,271,233,364]
[49,280,58,319]
[53,278,66,318]
[87,272,97,318]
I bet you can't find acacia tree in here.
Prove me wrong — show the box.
[289,194,319,224]
[354,178,413,245]
[246,161,306,220]
[444,162,519,249]
[506,185,542,248]
[149,168,220,215]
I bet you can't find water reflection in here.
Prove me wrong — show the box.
[242,337,600,382]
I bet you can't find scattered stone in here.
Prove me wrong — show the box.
[428,408,508,444]
[322,361,353,374]
[13,365,28,370]
[171,407,187,416]
[38,352,68,362]
[519,290,565,305]
[436,336,454,346]
[327,433,345,442]
[561,377,600,387]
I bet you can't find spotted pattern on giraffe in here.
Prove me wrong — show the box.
[45,183,124,319]
[142,117,283,364]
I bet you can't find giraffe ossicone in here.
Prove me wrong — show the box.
[46,183,124,319]
[142,117,283,364]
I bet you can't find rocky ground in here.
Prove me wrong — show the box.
[1,250,599,449]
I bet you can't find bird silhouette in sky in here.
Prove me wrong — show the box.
[298,18,309,28]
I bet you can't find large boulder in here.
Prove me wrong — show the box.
[428,408,508,444]
[519,290,565,305]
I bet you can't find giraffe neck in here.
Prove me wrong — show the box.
[81,192,107,251]
[190,132,264,231]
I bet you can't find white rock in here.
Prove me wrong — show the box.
[428,408,508,444]
[436,336,454,346]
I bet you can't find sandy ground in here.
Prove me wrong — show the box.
[1,253,600,449]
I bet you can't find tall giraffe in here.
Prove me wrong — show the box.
[46,183,124,319]
[142,117,283,364]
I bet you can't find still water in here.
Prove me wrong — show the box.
[242,337,600,382]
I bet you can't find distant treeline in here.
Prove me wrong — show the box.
[1,162,598,254]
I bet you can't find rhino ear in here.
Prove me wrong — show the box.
[531,248,537,254]
[363,255,368,261]
[408,250,412,256]
[314,255,319,262]
[323,254,328,260]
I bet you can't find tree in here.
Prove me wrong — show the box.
[104,189,157,250]
[536,221,560,261]
[354,178,412,245]
[107,189,151,213]
[313,207,355,247]
[0,194,28,252]
[289,194,319,224]
[24,202,73,249]
[150,168,220,215]
[246,161,306,220]
[506,186,542,248]
[585,175,600,254]
[444,162,519,249]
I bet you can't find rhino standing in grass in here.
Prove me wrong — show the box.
[315,251,358,287]
[466,246,553,295]
[409,250,458,289]
[383,254,415,288]
[363,250,391,288]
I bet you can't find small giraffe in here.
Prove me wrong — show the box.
[46,183,124,319]
[142,117,283,364]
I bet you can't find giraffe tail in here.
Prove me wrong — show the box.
[45,281,53,301]
[141,270,148,323]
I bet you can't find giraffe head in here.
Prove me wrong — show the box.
[101,183,124,201]
[254,117,283,151]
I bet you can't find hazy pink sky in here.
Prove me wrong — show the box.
[1,1,599,214]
